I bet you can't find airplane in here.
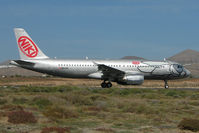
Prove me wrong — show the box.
[10,28,191,89]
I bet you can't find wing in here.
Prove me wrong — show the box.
[95,63,125,80]
[93,61,143,81]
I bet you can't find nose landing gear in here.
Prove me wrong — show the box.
[101,81,112,88]
[164,80,169,89]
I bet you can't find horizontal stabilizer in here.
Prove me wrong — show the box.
[11,60,35,66]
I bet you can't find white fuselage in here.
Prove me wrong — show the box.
[13,59,190,81]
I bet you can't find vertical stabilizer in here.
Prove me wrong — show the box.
[14,28,49,60]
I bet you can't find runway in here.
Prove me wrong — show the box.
[88,87,199,91]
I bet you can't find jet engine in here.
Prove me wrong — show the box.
[117,75,144,85]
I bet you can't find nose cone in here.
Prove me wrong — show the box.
[185,69,191,77]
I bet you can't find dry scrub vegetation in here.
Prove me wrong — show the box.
[0,77,198,132]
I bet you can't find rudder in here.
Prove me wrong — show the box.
[14,28,49,60]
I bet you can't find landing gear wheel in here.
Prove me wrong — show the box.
[101,81,112,88]
[164,80,169,89]
[101,82,107,88]
[107,82,112,88]
[165,85,169,89]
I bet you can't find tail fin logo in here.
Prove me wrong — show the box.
[18,36,38,58]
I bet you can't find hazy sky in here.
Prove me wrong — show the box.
[0,0,199,62]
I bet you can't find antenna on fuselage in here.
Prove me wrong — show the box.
[163,58,172,64]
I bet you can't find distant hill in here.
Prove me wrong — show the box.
[168,49,199,64]
[121,56,147,60]
[0,67,43,77]
[0,60,44,77]
[0,60,11,66]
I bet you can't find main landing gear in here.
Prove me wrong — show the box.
[164,80,169,89]
[101,81,112,88]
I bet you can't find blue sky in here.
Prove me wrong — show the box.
[0,0,199,62]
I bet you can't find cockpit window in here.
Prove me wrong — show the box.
[173,64,183,73]
[178,65,183,68]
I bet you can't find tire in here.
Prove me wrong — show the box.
[107,82,112,88]
[165,85,169,89]
[101,82,107,88]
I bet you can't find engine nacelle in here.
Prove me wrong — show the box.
[117,75,144,85]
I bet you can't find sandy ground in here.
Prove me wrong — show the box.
[0,77,199,89]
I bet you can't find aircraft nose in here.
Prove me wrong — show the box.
[185,69,191,77]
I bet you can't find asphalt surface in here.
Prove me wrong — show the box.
[143,88,199,91]
[90,87,199,91]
